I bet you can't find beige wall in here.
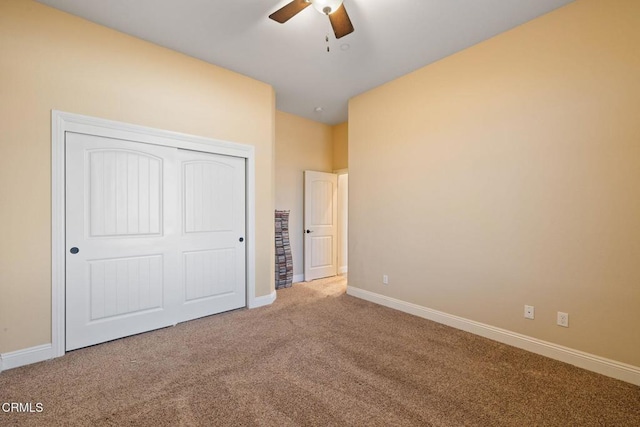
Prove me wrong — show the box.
[349,0,640,366]
[275,111,333,278]
[332,122,349,171]
[0,0,275,353]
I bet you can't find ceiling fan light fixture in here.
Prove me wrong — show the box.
[311,0,344,15]
[269,0,353,39]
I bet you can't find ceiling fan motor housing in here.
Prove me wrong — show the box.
[311,0,344,15]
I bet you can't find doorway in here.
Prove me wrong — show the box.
[303,170,348,281]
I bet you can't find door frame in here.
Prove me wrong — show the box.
[52,110,256,358]
[334,169,348,275]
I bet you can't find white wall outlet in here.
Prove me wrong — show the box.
[382,274,389,285]
[557,312,569,327]
[524,305,535,320]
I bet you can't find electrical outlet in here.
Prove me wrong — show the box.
[382,274,389,285]
[524,305,535,320]
[557,312,569,327]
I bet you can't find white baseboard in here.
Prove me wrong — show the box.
[0,344,53,372]
[346,286,640,386]
[339,266,348,274]
[248,290,277,309]
[293,274,304,284]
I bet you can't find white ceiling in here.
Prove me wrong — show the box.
[36,0,574,125]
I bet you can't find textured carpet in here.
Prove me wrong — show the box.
[1,277,639,426]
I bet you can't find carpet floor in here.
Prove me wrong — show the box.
[1,277,639,426]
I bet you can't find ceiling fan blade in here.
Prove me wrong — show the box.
[269,0,311,24]
[328,4,354,39]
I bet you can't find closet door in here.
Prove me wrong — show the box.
[65,132,180,350]
[177,149,246,322]
[65,133,246,351]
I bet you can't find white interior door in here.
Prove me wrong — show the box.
[304,171,337,281]
[177,149,246,322]
[65,132,245,351]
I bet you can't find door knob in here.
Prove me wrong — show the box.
[306,229,313,234]
[239,237,244,242]
[70,247,79,254]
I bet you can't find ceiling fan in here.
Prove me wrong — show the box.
[269,0,354,39]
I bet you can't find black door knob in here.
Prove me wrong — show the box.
[239,237,244,242]
[306,229,313,234]
[70,247,79,254]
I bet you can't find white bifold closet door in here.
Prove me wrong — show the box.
[65,132,245,351]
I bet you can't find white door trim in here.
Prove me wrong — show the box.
[52,110,257,358]
[336,171,348,276]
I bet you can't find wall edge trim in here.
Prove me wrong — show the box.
[248,290,277,309]
[346,286,640,386]
[0,344,53,372]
